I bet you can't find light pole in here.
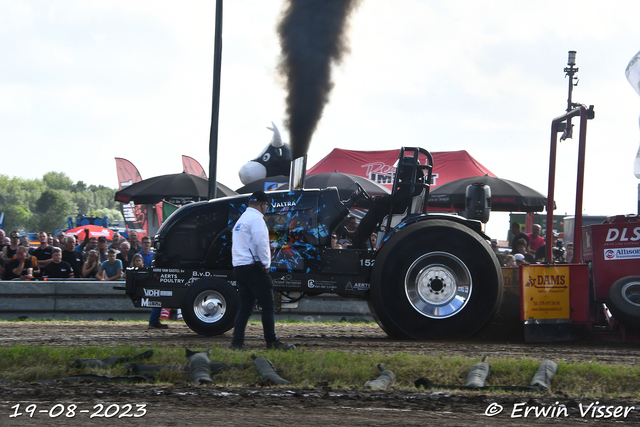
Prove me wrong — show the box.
[561,50,579,141]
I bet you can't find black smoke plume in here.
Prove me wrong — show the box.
[277,0,361,160]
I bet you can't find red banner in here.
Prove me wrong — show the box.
[115,158,148,238]
[182,155,207,178]
[307,149,496,189]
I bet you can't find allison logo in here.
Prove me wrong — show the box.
[605,250,615,259]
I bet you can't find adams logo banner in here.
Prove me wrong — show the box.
[522,265,571,319]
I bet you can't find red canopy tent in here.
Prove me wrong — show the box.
[307,148,496,190]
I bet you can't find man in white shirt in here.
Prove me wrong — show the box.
[230,191,294,351]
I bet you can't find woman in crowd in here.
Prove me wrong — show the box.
[82,250,101,278]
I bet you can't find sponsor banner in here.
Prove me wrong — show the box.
[522,266,570,319]
[143,289,173,297]
[115,157,149,237]
[345,281,370,291]
[604,247,640,260]
[182,155,207,178]
[155,273,184,284]
[141,298,162,308]
[306,279,338,291]
[306,148,496,190]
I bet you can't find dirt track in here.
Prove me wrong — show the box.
[1,320,640,426]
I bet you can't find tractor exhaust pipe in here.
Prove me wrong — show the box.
[289,155,307,190]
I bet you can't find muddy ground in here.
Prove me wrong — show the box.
[1,320,639,426]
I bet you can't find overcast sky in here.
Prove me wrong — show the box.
[2,0,640,238]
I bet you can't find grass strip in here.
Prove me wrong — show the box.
[0,344,638,398]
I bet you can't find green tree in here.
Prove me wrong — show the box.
[1,205,34,232]
[42,171,73,191]
[34,189,73,233]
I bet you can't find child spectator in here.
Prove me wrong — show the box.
[96,249,123,281]
[42,247,74,279]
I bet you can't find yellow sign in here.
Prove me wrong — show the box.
[522,266,571,319]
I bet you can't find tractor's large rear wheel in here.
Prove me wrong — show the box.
[369,220,503,340]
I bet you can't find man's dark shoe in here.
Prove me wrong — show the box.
[266,341,295,351]
[148,322,168,329]
[230,343,247,351]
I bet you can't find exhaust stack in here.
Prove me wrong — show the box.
[289,155,307,191]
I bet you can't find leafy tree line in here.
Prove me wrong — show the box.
[0,172,123,233]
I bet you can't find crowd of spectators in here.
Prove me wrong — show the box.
[0,229,150,281]
[493,222,571,267]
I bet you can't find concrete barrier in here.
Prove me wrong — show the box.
[0,280,373,322]
[0,280,151,320]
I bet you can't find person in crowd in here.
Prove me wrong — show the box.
[108,231,121,250]
[2,231,20,264]
[366,232,378,250]
[510,222,530,250]
[74,229,92,253]
[117,241,132,269]
[82,250,101,278]
[79,236,98,258]
[331,233,343,249]
[349,157,425,249]
[3,245,34,280]
[32,231,54,269]
[0,229,6,252]
[565,243,575,263]
[42,247,74,279]
[504,254,517,268]
[527,224,545,256]
[0,256,4,278]
[490,239,505,266]
[513,238,535,263]
[96,236,109,262]
[128,230,142,257]
[47,235,53,246]
[96,249,123,281]
[131,253,144,268]
[52,237,61,248]
[61,235,84,278]
[230,191,293,350]
[19,242,40,277]
[19,235,34,255]
[535,231,559,263]
[514,253,529,266]
[138,236,154,266]
[336,216,358,247]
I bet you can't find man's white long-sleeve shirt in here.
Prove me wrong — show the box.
[231,207,271,269]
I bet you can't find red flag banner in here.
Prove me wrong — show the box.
[182,155,207,178]
[114,158,148,237]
